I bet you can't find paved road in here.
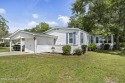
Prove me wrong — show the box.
[0,51,33,56]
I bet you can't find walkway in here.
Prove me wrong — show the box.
[0,51,33,56]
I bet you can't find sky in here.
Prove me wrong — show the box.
[0,0,75,33]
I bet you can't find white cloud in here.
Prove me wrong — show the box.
[46,21,58,26]
[58,15,70,25]
[0,8,6,14]
[28,21,38,27]
[8,21,29,33]
[32,14,39,18]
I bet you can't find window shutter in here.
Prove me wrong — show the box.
[73,32,76,44]
[66,33,68,44]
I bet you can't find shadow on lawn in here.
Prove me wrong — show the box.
[95,50,125,56]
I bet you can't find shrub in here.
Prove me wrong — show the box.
[81,45,87,54]
[0,42,10,47]
[5,42,9,47]
[0,43,2,47]
[0,43,6,47]
[62,45,71,55]
[51,47,55,53]
[89,44,96,51]
[74,48,83,56]
[120,49,125,56]
[100,44,104,50]
[104,44,110,50]
[120,42,125,48]
[113,44,117,50]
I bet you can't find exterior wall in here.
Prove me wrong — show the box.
[37,36,54,45]
[46,29,80,46]
[25,38,35,53]
[44,29,91,53]
[37,45,52,53]
[36,36,54,53]
[0,39,5,43]
[54,45,80,53]
[93,35,114,49]
[10,32,34,40]
[36,36,80,53]
[46,29,90,46]
[36,45,80,53]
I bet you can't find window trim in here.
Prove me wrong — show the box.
[81,33,84,44]
[68,33,74,44]
[96,37,99,43]
[91,36,93,44]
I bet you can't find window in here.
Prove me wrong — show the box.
[104,39,107,43]
[108,36,111,43]
[91,36,93,43]
[96,37,99,43]
[54,39,56,45]
[100,40,102,43]
[81,33,83,43]
[69,33,73,43]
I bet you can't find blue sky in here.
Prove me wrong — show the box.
[0,0,75,32]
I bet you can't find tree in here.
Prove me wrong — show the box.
[69,0,125,49]
[109,0,125,49]
[25,22,50,33]
[0,15,9,38]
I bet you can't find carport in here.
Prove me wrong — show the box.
[8,30,38,53]
[8,30,57,53]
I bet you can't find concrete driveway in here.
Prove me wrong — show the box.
[0,51,33,56]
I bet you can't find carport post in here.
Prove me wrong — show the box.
[34,36,37,53]
[20,38,22,52]
[10,40,12,52]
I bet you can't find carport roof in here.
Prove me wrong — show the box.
[9,30,57,38]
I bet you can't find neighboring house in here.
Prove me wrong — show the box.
[8,28,114,53]
[0,34,12,44]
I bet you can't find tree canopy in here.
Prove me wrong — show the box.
[0,15,9,38]
[69,0,125,49]
[25,22,50,33]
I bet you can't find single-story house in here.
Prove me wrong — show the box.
[0,34,12,44]
[8,28,114,53]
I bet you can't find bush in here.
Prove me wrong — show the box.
[120,49,125,56]
[51,46,55,53]
[81,45,87,54]
[104,44,110,50]
[62,45,71,55]
[74,48,83,56]
[0,42,10,47]
[100,44,104,50]
[0,43,6,47]
[5,42,10,47]
[89,44,96,51]
[120,42,125,48]
[113,44,116,50]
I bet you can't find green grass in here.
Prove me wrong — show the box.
[0,47,9,52]
[0,52,125,83]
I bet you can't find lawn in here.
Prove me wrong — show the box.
[0,47,10,52]
[0,52,125,83]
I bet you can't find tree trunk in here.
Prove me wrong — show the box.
[116,34,120,50]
